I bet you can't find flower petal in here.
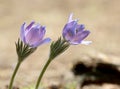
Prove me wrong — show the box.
[34,23,41,29]
[64,29,75,41]
[76,24,85,33]
[69,41,79,45]
[32,38,51,47]
[63,14,91,45]
[66,21,77,30]
[68,13,73,23]
[81,41,92,45]
[72,30,90,44]
[63,21,77,40]
[25,27,42,46]
[38,26,46,39]
[26,21,35,30]
[20,22,26,43]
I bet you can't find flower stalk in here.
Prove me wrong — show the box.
[35,14,92,89]
[9,61,21,89]
[35,58,52,89]
[35,37,70,89]
[9,39,37,89]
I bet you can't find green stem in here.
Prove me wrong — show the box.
[9,61,21,89]
[35,58,52,89]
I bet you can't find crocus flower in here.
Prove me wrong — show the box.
[20,21,51,47]
[62,14,91,45]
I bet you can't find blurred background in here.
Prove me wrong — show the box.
[0,0,120,89]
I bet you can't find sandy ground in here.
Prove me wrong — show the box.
[0,0,120,89]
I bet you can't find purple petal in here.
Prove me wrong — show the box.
[38,26,46,39]
[76,24,85,33]
[26,21,35,30]
[63,21,77,39]
[25,27,43,46]
[81,41,92,45]
[39,26,46,34]
[68,13,73,23]
[66,21,77,30]
[32,38,51,47]
[71,30,90,44]
[20,22,26,43]
[34,23,41,29]
[63,29,75,41]
[69,41,80,45]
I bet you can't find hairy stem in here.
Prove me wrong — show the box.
[35,58,52,89]
[9,61,21,89]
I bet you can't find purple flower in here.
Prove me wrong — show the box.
[20,21,51,47]
[62,14,92,45]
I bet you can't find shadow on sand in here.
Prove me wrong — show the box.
[72,60,120,88]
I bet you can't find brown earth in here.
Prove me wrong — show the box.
[0,0,120,89]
